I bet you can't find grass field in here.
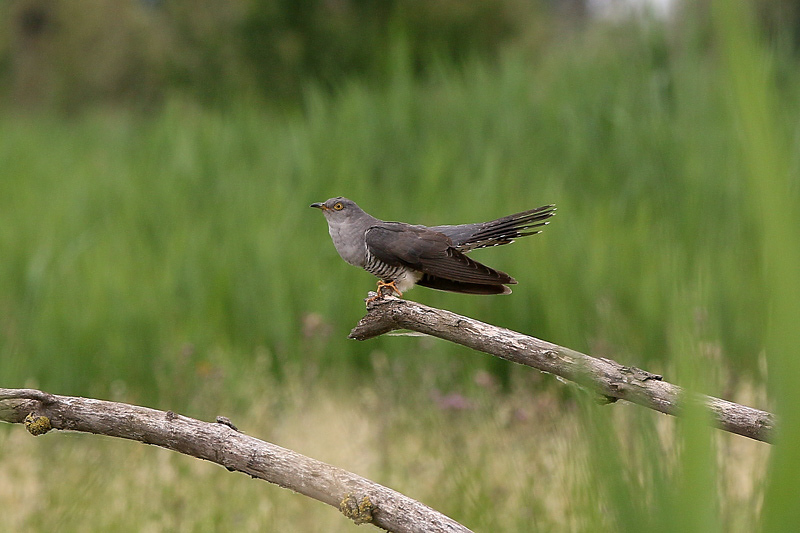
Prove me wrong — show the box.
[1,5,798,531]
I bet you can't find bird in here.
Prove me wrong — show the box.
[310,197,556,298]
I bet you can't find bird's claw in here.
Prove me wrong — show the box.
[377,280,402,298]
[365,281,402,304]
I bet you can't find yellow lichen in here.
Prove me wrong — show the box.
[339,493,375,525]
[24,413,52,436]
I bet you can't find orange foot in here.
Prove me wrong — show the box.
[367,280,403,302]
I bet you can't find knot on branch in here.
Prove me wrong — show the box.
[24,412,52,436]
[339,493,376,525]
[620,365,663,382]
[215,416,240,432]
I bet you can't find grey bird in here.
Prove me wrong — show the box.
[310,197,556,297]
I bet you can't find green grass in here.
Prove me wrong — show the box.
[2,6,798,531]
[0,25,768,398]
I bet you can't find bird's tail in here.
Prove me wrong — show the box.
[435,204,556,252]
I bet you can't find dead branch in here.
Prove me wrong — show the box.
[349,297,774,443]
[0,388,472,533]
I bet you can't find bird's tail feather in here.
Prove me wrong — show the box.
[459,204,556,251]
[417,275,513,295]
[433,204,556,252]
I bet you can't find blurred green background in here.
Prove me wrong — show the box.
[1,1,798,531]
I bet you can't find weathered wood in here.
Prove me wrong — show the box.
[349,297,775,443]
[0,388,472,533]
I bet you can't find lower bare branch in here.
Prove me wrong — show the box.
[349,297,774,443]
[0,388,472,533]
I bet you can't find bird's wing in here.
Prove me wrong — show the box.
[365,223,516,285]
[431,204,556,252]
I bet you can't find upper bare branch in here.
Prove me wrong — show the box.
[349,297,774,443]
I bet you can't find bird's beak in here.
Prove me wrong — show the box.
[310,202,328,210]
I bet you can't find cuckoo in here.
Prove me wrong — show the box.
[311,197,556,297]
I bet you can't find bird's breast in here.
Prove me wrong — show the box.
[328,223,367,267]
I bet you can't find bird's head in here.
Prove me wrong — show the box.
[310,197,364,223]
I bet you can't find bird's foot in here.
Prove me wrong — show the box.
[366,281,402,303]
[377,280,402,298]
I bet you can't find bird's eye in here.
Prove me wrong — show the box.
[333,202,344,211]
